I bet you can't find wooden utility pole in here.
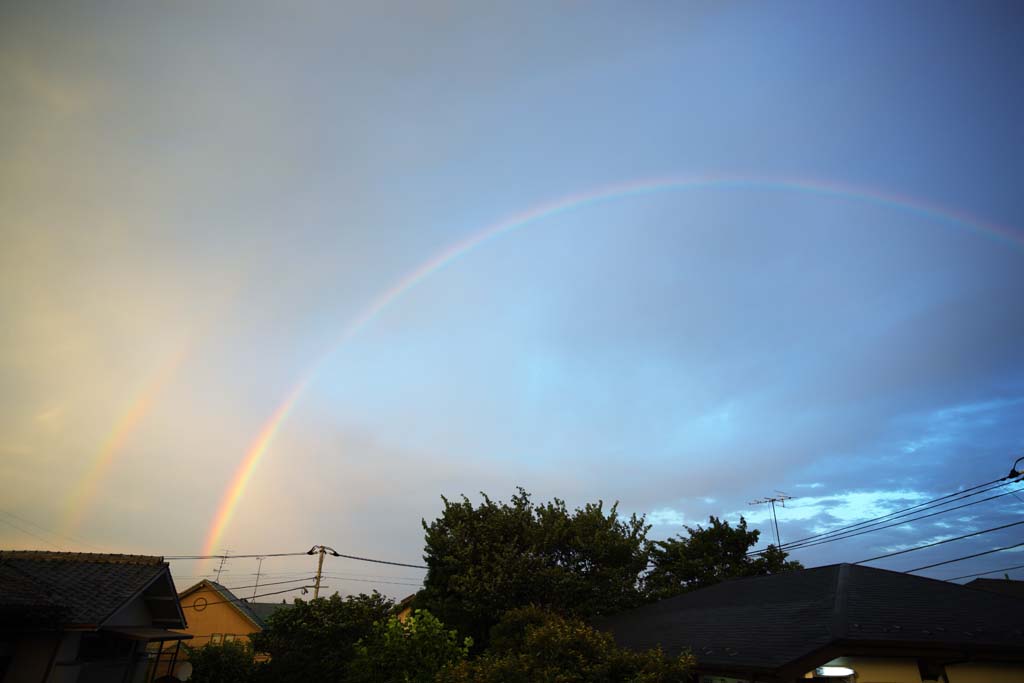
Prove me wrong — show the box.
[313,546,326,599]
[307,545,338,599]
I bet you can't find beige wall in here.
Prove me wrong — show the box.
[945,662,1024,683]
[815,657,922,683]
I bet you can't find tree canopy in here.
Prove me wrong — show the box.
[419,488,650,647]
[349,609,472,683]
[249,592,392,682]
[185,639,255,683]
[644,515,802,599]
[436,606,693,683]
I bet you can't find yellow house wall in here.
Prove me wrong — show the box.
[945,662,1024,683]
[176,585,261,648]
[830,656,922,683]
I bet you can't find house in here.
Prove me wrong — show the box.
[163,579,292,672]
[964,577,1024,599]
[172,579,289,650]
[0,550,190,683]
[598,563,1024,683]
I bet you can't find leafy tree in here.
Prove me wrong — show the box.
[419,489,650,648]
[436,606,693,683]
[644,515,802,599]
[348,609,471,683]
[249,592,391,682]
[184,639,255,683]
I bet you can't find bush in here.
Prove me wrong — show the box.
[185,639,255,683]
[348,609,471,683]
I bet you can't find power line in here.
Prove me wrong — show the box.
[320,574,423,588]
[906,540,1024,574]
[0,510,107,552]
[223,577,316,591]
[944,563,1024,582]
[165,549,427,569]
[854,519,1024,565]
[181,585,313,608]
[166,552,309,560]
[749,476,1022,557]
[329,550,427,570]
[767,484,1024,555]
[0,517,62,549]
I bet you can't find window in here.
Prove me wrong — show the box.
[210,634,223,645]
[224,635,235,642]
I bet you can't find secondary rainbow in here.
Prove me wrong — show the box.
[201,173,1023,555]
[63,346,188,536]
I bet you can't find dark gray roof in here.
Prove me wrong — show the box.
[247,601,292,622]
[0,551,179,630]
[965,577,1024,599]
[598,564,1024,677]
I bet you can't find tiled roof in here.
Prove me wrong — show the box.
[598,564,1024,675]
[0,550,171,629]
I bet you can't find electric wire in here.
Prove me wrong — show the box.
[747,475,1023,557]
[166,552,309,560]
[0,510,107,551]
[853,519,1024,565]
[327,549,427,570]
[181,585,314,608]
[222,577,316,591]
[0,517,62,549]
[944,563,1024,582]
[905,540,1024,573]
[763,485,1024,556]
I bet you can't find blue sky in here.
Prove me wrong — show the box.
[2,2,1023,596]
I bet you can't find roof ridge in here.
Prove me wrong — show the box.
[828,563,850,641]
[0,550,164,565]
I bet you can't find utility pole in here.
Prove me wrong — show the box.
[749,493,794,546]
[307,545,339,599]
[252,556,264,600]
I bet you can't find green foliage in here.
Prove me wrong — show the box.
[436,606,693,683]
[419,488,650,648]
[184,639,255,683]
[644,516,802,599]
[348,609,471,683]
[248,592,391,682]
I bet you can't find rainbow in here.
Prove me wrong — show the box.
[62,346,187,536]
[201,174,1023,554]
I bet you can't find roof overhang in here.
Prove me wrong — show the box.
[104,626,194,642]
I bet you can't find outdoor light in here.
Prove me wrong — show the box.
[815,666,856,678]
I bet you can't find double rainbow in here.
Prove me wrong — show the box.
[201,174,1023,555]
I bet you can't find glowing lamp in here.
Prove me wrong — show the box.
[815,666,856,677]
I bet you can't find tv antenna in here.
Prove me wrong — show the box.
[749,492,794,546]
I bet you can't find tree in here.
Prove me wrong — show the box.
[185,639,255,683]
[419,489,650,648]
[436,606,693,683]
[248,592,392,682]
[348,609,471,683]
[644,515,802,600]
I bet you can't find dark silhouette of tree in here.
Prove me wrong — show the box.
[644,515,802,600]
[419,488,650,648]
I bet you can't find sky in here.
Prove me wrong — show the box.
[2,1,1023,599]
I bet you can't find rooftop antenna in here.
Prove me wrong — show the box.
[215,549,230,583]
[252,556,264,600]
[749,492,794,546]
